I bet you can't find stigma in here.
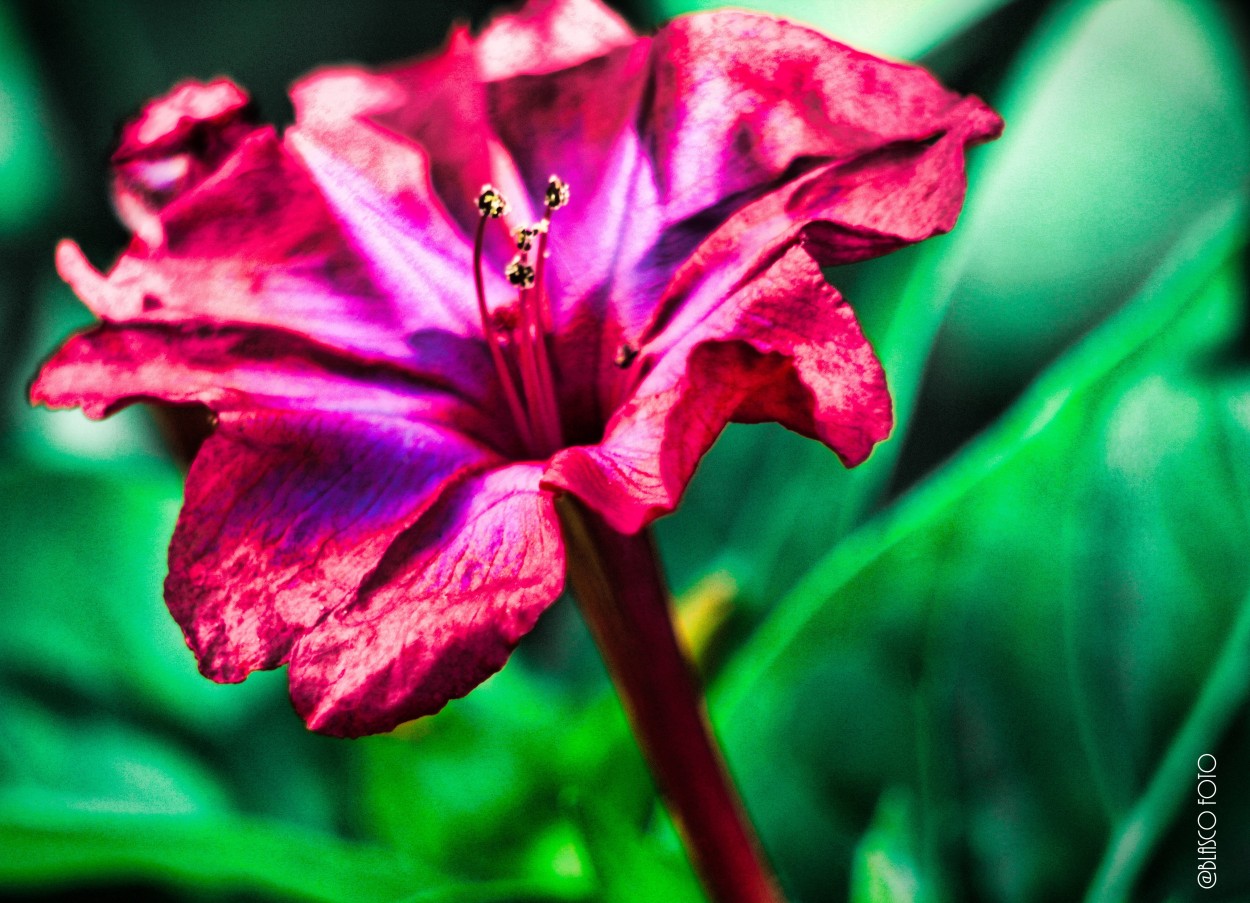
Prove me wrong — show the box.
[472,177,570,458]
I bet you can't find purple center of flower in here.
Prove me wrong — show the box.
[473,176,571,458]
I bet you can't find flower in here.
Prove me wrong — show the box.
[31,0,1001,737]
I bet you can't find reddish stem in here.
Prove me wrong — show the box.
[472,215,534,454]
[531,215,555,333]
[514,280,563,455]
[557,497,784,903]
[527,217,563,449]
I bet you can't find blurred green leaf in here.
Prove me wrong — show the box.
[355,664,586,876]
[1065,350,1250,819]
[716,195,1246,734]
[937,0,1250,382]
[850,788,937,903]
[567,792,703,903]
[711,196,1247,902]
[359,722,558,879]
[0,689,228,817]
[1085,578,1250,902]
[0,805,431,903]
[395,877,590,903]
[0,3,59,236]
[0,460,277,729]
[355,654,679,899]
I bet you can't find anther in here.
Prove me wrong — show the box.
[614,344,639,369]
[545,175,570,211]
[514,226,538,252]
[477,186,508,219]
[505,258,536,288]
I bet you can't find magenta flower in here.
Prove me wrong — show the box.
[31,0,1000,739]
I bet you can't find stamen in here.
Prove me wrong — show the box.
[510,236,562,452]
[505,258,536,288]
[467,179,574,457]
[473,191,534,453]
[545,175,570,211]
[527,180,565,443]
[512,300,557,452]
[477,186,508,219]
[531,231,553,333]
[614,344,639,369]
[514,226,539,252]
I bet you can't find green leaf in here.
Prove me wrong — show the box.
[395,877,590,903]
[356,676,565,875]
[566,792,703,903]
[0,460,277,729]
[0,806,431,903]
[718,194,1246,719]
[355,661,632,881]
[936,0,1250,383]
[711,197,1247,901]
[1064,358,1250,819]
[850,789,938,903]
[0,3,59,236]
[0,689,228,817]
[1085,578,1250,901]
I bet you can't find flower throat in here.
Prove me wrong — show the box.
[473,176,569,458]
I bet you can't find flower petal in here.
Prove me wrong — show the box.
[65,123,483,378]
[114,78,251,161]
[635,111,996,365]
[645,12,1001,233]
[475,0,634,81]
[29,319,512,448]
[362,37,539,242]
[480,9,996,430]
[489,9,1000,324]
[167,411,498,683]
[111,78,256,246]
[544,247,890,534]
[286,69,517,334]
[286,0,633,257]
[287,463,564,737]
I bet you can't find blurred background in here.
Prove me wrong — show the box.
[1,0,1248,901]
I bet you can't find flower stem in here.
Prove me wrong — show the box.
[557,496,784,903]
[472,214,534,454]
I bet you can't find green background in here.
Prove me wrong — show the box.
[1,0,1248,900]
